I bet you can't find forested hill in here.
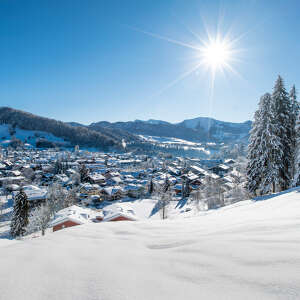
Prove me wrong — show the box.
[91,118,251,143]
[0,107,137,150]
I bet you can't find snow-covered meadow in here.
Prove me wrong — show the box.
[0,188,300,299]
[0,124,68,147]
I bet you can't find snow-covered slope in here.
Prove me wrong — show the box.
[0,124,67,146]
[0,107,136,149]
[1,189,300,299]
[179,116,216,129]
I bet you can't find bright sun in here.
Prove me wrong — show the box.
[201,38,232,71]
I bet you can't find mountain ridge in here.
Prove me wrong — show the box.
[0,107,251,148]
[90,117,251,143]
[0,107,138,150]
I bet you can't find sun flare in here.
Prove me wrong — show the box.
[200,38,232,71]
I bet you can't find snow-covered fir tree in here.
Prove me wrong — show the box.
[148,177,154,195]
[162,176,170,193]
[10,189,29,238]
[271,76,293,190]
[293,100,300,186]
[247,93,283,194]
[246,106,264,195]
[247,77,296,195]
[259,93,284,194]
[289,85,299,183]
[79,164,89,183]
[184,178,190,198]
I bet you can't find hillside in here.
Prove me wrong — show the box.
[0,188,300,299]
[90,119,204,142]
[92,117,251,143]
[0,107,138,150]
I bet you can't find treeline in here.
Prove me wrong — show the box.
[0,107,135,150]
[247,76,299,195]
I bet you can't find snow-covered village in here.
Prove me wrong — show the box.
[0,145,246,237]
[1,1,300,299]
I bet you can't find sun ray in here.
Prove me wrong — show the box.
[124,24,200,51]
[151,61,205,98]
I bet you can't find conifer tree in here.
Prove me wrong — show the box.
[163,176,170,193]
[79,164,89,183]
[271,76,293,190]
[289,85,299,182]
[247,93,283,194]
[184,178,190,198]
[181,180,186,198]
[148,177,154,195]
[289,85,298,134]
[259,93,283,193]
[293,107,300,186]
[10,189,29,238]
[246,105,264,195]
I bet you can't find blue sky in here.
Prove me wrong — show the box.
[1,0,300,124]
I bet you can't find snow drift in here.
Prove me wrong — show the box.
[0,188,300,300]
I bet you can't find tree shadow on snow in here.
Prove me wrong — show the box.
[175,197,188,209]
[253,186,300,202]
[149,201,163,218]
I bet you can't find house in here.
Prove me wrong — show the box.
[88,173,106,185]
[103,211,136,222]
[94,211,104,222]
[190,165,209,177]
[0,163,7,170]
[104,171,121,179]
[0,176,25,187]
[190,178,202,186]
[173,184,182,195]
[182,172,198,182]
[79,183,101,198]
[7,170,22,177]
[82,194,101,206]
[51,205,93,232]
[6,184,20,192]
[11,185,48,208]
[167,166,180,176]
[107,176,123,186]
[123,184,145,198]
[22,185,48,207]
[209,164,231,176]
[224,159,236,165]
[101,186,125,201]
[2,160,13,169]
[54,174,70,185]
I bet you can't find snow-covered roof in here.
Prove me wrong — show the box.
[190,165,208,175]
[102,186,124,196]
[123,184,143,192]
[88,173,105,181]
[110,176,123,184]
[214,164,230,170]
[22,185,48,201]
[103,208,137,222]
[50,205,95,227]
[9,170,22,176]
[0,176,25,182]
[80,183,100,190]
[206,173,220,180]
[224,159,236,164]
